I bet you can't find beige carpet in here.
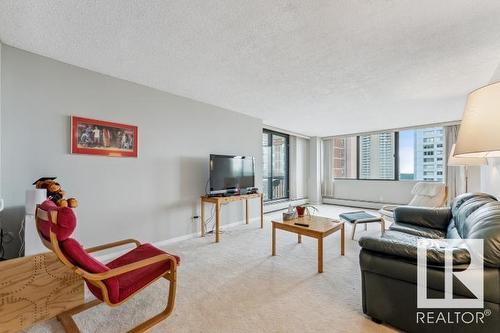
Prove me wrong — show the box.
[25,205,397,333]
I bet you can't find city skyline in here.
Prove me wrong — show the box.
[330,127,445,181]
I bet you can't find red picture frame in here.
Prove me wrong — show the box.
[71,116,138,157]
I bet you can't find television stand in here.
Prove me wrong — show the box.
[200,193,264,243]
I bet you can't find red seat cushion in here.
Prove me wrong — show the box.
[105,243,180,303]
[64,242,180,304]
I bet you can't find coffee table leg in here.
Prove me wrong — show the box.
[318,237,324,273]
[341,224,345,256]
[298,234,302,243]
[351,222,357,240]
[272,224,276,256]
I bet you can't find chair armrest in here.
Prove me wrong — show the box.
[358,235,470,266]
[85,239,141,253]
[77,253,178,280]
[394,206,451,230]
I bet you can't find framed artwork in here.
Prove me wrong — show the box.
[71,116,138,157]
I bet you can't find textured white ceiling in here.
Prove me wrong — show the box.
[1,1,500,137]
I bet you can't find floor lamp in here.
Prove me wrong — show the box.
[448,144,487,193]
[454,81,500,158]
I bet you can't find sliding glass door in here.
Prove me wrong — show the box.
[262,130,289,201]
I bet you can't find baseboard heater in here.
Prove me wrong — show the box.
[322,197,403,210]
[264,198,308,214]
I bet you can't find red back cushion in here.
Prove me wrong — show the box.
[61,238,119,302]
[53,207,77,241]
[36,199,76,241]
[36,200,57,241]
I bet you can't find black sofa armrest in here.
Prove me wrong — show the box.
[358,234,470,266]
[393,206,451,230]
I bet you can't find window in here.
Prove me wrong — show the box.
[325,126,445,182]
[359,132,396,180]
[332,136,357,179]
[262,130,289,201]
[398,127,445,181]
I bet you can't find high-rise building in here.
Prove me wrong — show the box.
[414,128,444,181]
[359,133,395,179]
[332,137,357,178]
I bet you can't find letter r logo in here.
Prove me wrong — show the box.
[417,239,484,309]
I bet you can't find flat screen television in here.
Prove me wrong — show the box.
[209,154,255,194]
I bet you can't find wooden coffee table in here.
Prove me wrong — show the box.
[271,215,345,273]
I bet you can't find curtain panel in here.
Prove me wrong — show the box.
[322,139,334,197]
[445,124,465,201]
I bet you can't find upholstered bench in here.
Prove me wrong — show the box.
[339,211,385,240]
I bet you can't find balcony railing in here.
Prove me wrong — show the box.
[263,176,288,201]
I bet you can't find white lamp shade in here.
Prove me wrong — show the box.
[448,144,487,166]
[25,189,47,215]
[455,81,500,158]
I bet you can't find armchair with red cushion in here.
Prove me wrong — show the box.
[35,199,179,333]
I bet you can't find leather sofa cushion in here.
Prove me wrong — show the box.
[451,192,497,217]
[462,202,500,268]
[390,222,446,239]
[358,230,471,266]
[446,219,461,239]
[449,193,500,267]
[452,194,496,238]
[360,249,500,304]
[394,206,451,230]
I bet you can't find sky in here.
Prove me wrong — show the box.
[399,130,415,174]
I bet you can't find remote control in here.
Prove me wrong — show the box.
[294,222,309,227]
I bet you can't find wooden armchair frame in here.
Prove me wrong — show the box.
[35,208,178,333]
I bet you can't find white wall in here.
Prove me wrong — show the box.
[481,159,500,198]
[0,45,263,253]
[308,137,322,204]
[289,136,309,200]
[324,179,416,208]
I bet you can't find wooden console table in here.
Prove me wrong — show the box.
[0,252,84,333]
[200,193,264,242]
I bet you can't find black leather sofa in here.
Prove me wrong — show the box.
[359,193,500,333]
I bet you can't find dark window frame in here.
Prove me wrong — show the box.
[334,132,400,181]
[332,127,445,182]
[262,129,290,202]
